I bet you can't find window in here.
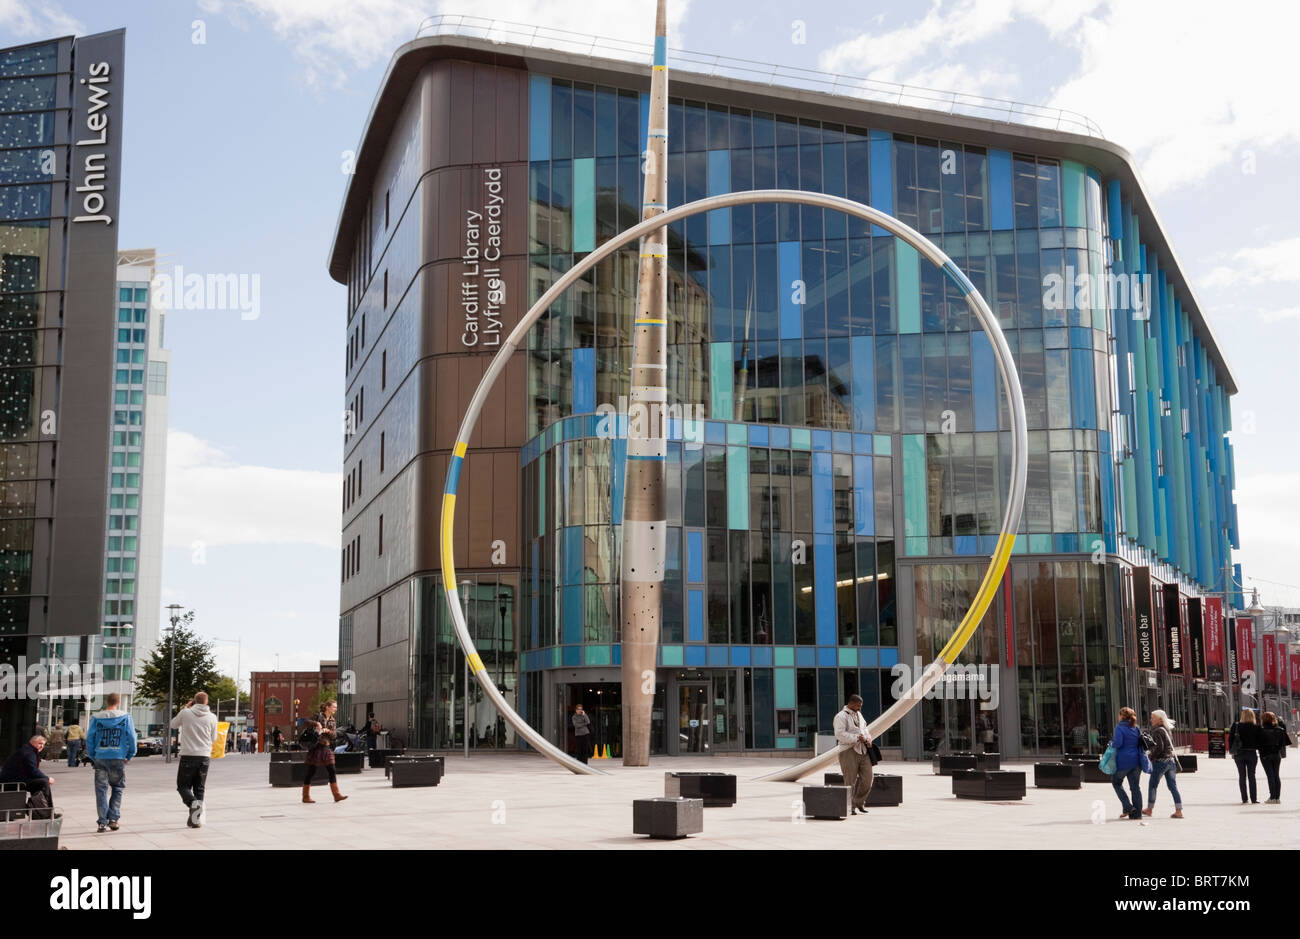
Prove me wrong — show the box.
[380,431,385,472]
[147,361,168,395]
[385,189,390,229]
[376,594,382,647]
[383,270,387,309]
[378,515,383,556]
[358,459,362,498]
[362,313,366,348]
[381,350,386,390]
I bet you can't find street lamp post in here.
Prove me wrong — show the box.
[163,604,186,764]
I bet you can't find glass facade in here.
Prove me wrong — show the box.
[512,74,1238,756]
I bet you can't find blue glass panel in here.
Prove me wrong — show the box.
[529,75,551,160]
[796,647,816,667]
[731,646,752,666]
[814,533,836,645]
[812,430,832,451]
[954,535,977,555]
[686,531,704,582]
[988,149,1013,230]
[851,335,875,431]
[854,433,872,453]
[572,347,595,414]
[816,647,837,667]
[833,431,853,452]
[563,526,583,584]
[707,149,731,244]
[779,241,802,339]
[868,130,893,235]
[1070,347,1096,429]
[971,331,998,431]
[707,646,728,666]
[752,646,774,667]
[858,648,878,667]
[706,421,726,444]
[748,424,769,446]
[685,645,707,666]
[688,589,704,641]
[563,586,583,644]
[562,644,581,666]
[639,91,649,154]
[878,648,899,668]
[770,426,791,449]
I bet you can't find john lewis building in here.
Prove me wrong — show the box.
[329,25,1242,760]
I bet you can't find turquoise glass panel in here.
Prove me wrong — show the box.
[727,445,749,529]
[710,342,734,419]
[896,242,921,333]
[572,157,595,252]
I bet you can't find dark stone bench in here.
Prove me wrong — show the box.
[633,797,703,839]
[368,748,405,769]
[1063,754,1110,782]
[824,772,901,806]
[1176,754,1198,773]
[664,772,736,807]
[386,756,445,779]
[932,753,978,775]
[269,751,303,762]
[802,786,851,820]
[952,769,1026,800]
[1034,762,1083,789]
[976,752,1001,770]
[866,774,902,806]
[390,759,442,787]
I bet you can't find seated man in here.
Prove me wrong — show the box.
[0,735,53,807]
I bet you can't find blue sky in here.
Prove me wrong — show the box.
[4,0,1298,683]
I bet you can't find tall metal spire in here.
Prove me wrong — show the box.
[620,0,669,767]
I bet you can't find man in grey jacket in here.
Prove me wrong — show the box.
[833,694,875,815]
[170,692,220,828]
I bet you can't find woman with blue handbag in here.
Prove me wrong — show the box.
[1109,706,1144,820]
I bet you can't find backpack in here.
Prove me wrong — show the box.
[297,722,319,748]
[27,790,53,820]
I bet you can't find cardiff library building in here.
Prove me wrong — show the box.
[330,22,1243,762]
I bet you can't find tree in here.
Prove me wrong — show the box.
[309,682,338,716]
[207,675,250,715]
[134,614,219,711]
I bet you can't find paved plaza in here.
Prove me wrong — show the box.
[41,751,1297,850]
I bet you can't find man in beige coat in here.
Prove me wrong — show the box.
[833,694,875,815]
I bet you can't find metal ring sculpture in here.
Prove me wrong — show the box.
[439,189,1028,778]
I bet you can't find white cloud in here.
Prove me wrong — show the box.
[1232,473,1300,604]
[816,0,1300,195]
[208,0,692,87]
[1200,237,1300,289]
[0,0,82,39]
[165,430,341,549]
[1259,307,1300,323]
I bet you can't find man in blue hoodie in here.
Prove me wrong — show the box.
[85,692,137,833]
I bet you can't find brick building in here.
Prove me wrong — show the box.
[249,662,338,751]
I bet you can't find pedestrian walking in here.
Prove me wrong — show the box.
[271,726,282,752]
[1228,708,1261,804]
[47,723,65,762]
[833,693,875,815]
[571,704,592,764]
[248,730,258,754]
[86,693,137,833]
[170,692,221,828]
[1143,709,1183,819]
[300,700,347,804]
[1108,706,1144,820]
[0,735,53,811]
[64,722,84,767]
[1257,711,1287,804]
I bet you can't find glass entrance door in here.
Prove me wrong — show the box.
[679,683,710,753]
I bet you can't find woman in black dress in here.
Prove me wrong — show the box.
[302,700,348,804]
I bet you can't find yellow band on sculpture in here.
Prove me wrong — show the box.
[937,531,1016,664]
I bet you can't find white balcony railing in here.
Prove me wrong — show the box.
[415,14,1105,139]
